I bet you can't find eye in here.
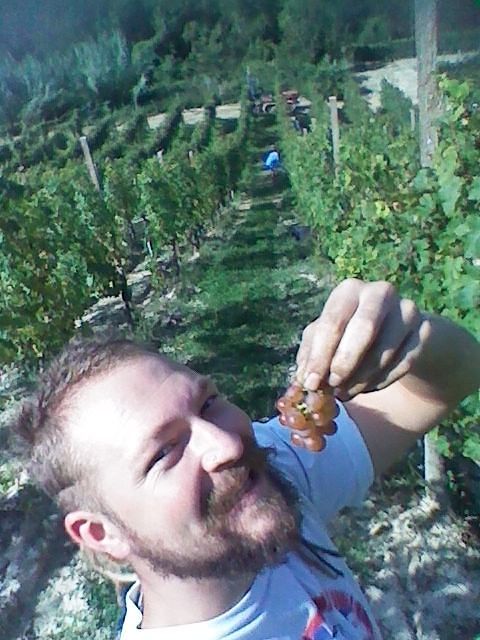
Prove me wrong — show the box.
[146,443,176,474]
[201,394,219,414]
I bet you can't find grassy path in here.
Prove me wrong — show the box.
[146,114,334,419]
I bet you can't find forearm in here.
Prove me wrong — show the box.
[295,279,480,471]
[346,314,479,475]
[400,313,480,412]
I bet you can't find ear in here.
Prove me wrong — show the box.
[64,511,131,561]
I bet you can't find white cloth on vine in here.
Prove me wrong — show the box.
[119,403,382,640]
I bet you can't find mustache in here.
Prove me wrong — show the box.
[204,439,271,519]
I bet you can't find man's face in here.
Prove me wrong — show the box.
[68,355,300,579]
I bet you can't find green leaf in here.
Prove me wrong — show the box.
[438,176,462,217]
[462,432,480,462]
[468,177,480,202]
[453,223,470,237]
[412,169,432,192]
[465,231,480,261]
[455,281,480,310]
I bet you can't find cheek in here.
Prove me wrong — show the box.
[134,469,201,537]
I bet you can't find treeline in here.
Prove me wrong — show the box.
[1,0,479,132]
[2,0,478,62]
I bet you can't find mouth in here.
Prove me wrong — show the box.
[205,466,265,521]
[229,469,260,512]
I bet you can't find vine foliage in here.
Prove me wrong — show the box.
[280,75,479,460]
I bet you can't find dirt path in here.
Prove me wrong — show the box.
[355,52,479,110]
[148,103,242,129]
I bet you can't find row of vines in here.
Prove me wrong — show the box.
[0,96,189,178]
[0,100,248,366]
[279,74,480,461]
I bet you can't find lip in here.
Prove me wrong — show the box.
[229,470,259,513]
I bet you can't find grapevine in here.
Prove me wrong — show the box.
[278,71,479,461]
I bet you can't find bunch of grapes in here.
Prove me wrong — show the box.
[276,382,338,451]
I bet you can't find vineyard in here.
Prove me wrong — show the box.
[1,2,480,638]
[278,69,480,463]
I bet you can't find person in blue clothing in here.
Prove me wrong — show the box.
[263,145,281,176]
[13,279,480,639]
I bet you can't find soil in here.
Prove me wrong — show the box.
[355,52,479,110]
[147,103,242,129]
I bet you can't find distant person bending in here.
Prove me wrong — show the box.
[263,146,280,175]
[12,279,480,639]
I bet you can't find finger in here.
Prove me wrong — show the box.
[296,279,362,388]
[290,431,327,452]
[327,281,397,388]
[365,318,430,391]
[333,297,421,396]
[340,318,427,400]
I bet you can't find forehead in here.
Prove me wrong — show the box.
[65,355,202,452]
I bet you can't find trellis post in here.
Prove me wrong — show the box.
[328,96,341,177]
[79,136,101,191]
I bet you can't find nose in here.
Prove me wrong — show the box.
[189,417,245,473]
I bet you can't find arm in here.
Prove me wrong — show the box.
[295,279,480,476]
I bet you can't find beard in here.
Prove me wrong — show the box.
[111,439,302,580]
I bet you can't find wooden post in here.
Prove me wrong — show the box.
[156,149,164,163]
[79,136,101,191]
[328,96,340,177]
[415,0,440,168]
[415,0,448,506]
[410,107,416,132]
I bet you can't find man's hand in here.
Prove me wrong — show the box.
[294,278,480,474]
[296,279,426,400]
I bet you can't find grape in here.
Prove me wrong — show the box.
[275,397,292,412]
[278,413,288,426]
[284,383,304,403]
[311,402,338,425]
[286,409,310,431]
[321,420,338,436]
[277,381,337,452]
[290,432,306,448]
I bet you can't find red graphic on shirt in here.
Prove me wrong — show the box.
[302,590,375,639]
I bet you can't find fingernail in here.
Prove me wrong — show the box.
[329,373,342,387]
[305,372,321,390]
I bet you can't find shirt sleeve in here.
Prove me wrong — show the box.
[253,402,374,524]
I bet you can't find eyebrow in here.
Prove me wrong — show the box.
[135,374,214,478]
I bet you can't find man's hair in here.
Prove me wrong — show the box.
[12,335,158,514]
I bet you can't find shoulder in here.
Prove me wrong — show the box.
[253,403,374,520]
